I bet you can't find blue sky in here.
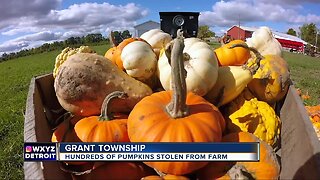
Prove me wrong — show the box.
[1,0,320,55]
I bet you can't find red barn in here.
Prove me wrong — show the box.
[226,25,256,41]
[226,25,308,53]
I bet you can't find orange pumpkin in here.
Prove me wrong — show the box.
[74,91,130,142]
[104,46,117,64]
[113,37,147,70]
[305,105,320,117]
[82,162,156,180]
[128,30,225,175]
[51,115,85,166]
[142,174,190,180]
[104,31,118,64]
[51,112,81,142]
[196,161,234,180]
[197,132,280,180]
[305,105,320,130]
[51,119,80,143]
[214,40,251,66]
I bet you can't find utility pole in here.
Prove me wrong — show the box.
[315,30,318,53]
[238,13,240,39]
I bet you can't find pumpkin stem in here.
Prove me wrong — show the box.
[154,168,167,177]
[109,31,119,47]
[229,43,264,75]
[99,91,128,121]
[227,164,255,180]
[165,29,189,118]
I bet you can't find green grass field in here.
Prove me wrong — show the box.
[0,44,110,179]
[0,43,319,179]
[283,52,320,106]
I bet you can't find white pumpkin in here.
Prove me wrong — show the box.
[121,41,157,81]
[157,37,219,96]
[140,29,172,58]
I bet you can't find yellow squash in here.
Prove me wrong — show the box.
[248,54,290,104]
[205,44,262,107]
[224,97,280,146]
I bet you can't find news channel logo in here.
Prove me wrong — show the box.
[24,143,57,161]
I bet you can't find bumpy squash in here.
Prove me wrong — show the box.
[158,37,219,96]
[140,29,172,58]
[229,43,289,104]
[214,40,251,66]
[224,97,280,146]
[53,46,95,78]
[248,54,290,104]
[226,87,255,107]
[54,53,152,116]
[197,132,280,180]
[246,26,283,57]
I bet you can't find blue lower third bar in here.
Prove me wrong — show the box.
[59,142,259,153]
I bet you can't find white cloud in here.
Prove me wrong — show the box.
[0,41,29,52]
[0,0,61,29]
[290,14,320,24]
[35,2,147,31]
[261,0,320,5]
[199,0,320,28]
[18,31,62,41]
[2,0,319,55]
[1,2,147,35]
[0,31,62,53]
[0,2,148,54]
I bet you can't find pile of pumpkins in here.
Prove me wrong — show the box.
[305,105,320,140]
[51,27,290,179]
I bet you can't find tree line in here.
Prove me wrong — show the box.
[1,24,318,62]
[287,23,320,51]
[198,23,320,51]
[0,27,218,62]
[0,31,132,62]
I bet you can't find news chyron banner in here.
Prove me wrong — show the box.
[24,142,259,162]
